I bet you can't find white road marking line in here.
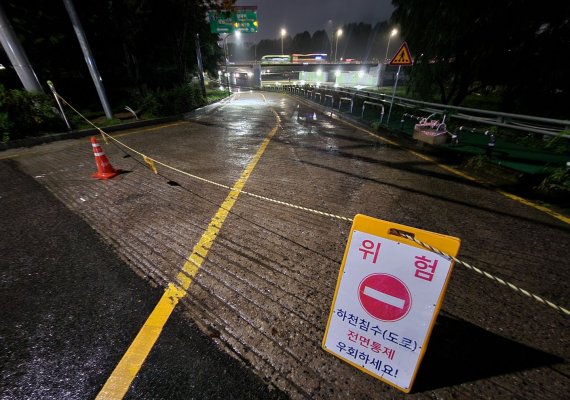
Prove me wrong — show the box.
[363,286,405,309]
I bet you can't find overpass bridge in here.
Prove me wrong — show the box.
[222,61,405,88]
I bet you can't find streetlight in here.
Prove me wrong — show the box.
[222,33,230,64]
[222,32,240,94]
[335,28,343,62]
[280,28,286,54]
[222,31,241,64]
[385,28,398,62]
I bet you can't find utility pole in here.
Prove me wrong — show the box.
[0,3,43,92]
[62,0,113,119]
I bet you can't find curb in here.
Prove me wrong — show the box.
[0,116,180,152]
[0,95,235,152]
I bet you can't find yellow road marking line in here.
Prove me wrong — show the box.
[301,98,569,226]
[496,190,570,225]
[96,114,279,400]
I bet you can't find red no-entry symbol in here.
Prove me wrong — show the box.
[358,274,412,322]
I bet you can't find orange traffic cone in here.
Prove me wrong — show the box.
[91,136,119,180]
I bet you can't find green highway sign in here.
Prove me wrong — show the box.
[208,11,234,33]
[234,8,258,33]
[208,7,258,34]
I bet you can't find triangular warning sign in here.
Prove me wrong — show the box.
[389,42,413,66]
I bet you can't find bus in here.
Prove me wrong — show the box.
[260,54,292,64]
[292,53,327,64]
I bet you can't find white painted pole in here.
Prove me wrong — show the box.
[62,0,113,119]
[0,3,43,92]
[386,65,401,125]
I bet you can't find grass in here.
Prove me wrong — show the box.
[206,88,230,104]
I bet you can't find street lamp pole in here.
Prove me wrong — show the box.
[327,20,333,60]
[221,30,241,94]
[385,28,398,62]
[335,28,343,62]
[280,28,286,54]
[222,33,232,94]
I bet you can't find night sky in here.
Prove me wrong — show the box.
[233,0,394,43]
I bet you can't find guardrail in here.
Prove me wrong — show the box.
[339,97,354,113]
[269,83,569,138]
[362,101,384,124]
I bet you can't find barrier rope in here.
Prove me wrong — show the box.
[56,94,352,222]
[391,229,570,316]
[57,96,109,142]
[56,93,569,317]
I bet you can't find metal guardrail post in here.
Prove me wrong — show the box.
[304,85,569,137]
[362,100,385,124]
[339,97,353,113]
[485,131,496,156]
[451,131,459,145]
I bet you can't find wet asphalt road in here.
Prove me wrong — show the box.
[0,91,569,399]
[0,160,286,399]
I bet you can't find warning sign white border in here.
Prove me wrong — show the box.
[322,215,460,393]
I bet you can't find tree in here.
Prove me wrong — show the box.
[1,0,222,106]
[102,0,221,90]
[338,23,372,60]
[292,31,311,54]
[311,30,330,54]
[256,38,279,57]
[391,0,570,116]
[365,21,389,62]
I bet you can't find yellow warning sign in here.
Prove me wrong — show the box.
[322,214,460,393]
[389,42,413,66]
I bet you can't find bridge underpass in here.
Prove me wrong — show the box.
[224,62,405,88]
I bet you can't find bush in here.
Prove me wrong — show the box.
[138,83,206,117]
[537,167,570,194]
[544,129,570,154]
[0,111,10,143]
[0,84,64,142]
[206,88,229,104]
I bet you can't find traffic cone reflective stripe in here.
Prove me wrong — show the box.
[91,136,119,180]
